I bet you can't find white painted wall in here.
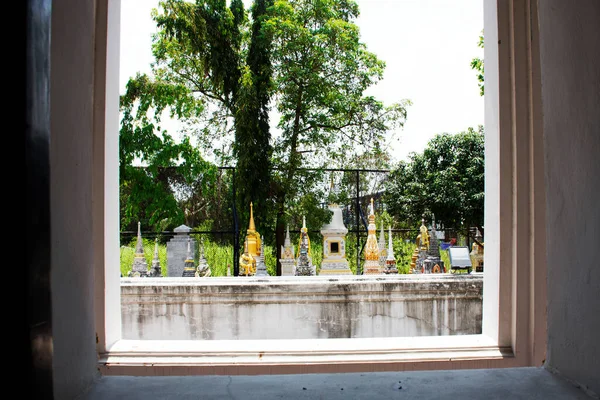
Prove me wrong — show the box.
[50,0,99,398]
[538,0,600,395]
[121,276,483,340]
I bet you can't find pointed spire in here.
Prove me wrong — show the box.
[379,220,385,243]
[368,198,376,224]
[135,221,144,254]
[149,238,162,277]
[301,216,307,233]
[387,226,395,260]
[248,202,256,232]
[284,225,291,246]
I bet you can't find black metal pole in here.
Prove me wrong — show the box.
[232,168,239,276]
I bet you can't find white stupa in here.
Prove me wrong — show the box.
[319,198,352,275]
[280,225,296,276]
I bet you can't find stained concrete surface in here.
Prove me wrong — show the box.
[82,367,596,400]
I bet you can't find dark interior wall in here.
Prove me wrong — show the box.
[538,0,600,395]
[50,0,100,398]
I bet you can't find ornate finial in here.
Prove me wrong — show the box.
[368,198,376,224]
[387,226,395,259]
[302,216,307,232]
[135,221,144,254]
[248,202,256,232]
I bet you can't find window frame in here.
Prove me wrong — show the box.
[94,0,547,375]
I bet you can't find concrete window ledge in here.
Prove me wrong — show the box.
[81,367,595,400]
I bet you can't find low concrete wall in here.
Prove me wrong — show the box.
[121,274,483,340]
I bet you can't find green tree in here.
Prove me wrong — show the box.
[119,75,218,234]
[120,0,274,233]
[471,30,484,96]
[120,0,410,274]
[384,126,484,242]
[264,0,410,273]
[233,0,275,229]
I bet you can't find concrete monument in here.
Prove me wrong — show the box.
[295,216,315,276]
[383,226,398,274]
[280,225,296,276]
[147,238,162,277]
[167,224,196,277]
[181,240,197,277]
[363,198,382,274]
[255,235,268,276]
[319,201,351,275]
[129,222,148,277]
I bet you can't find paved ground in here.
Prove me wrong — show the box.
[83,367,597,399]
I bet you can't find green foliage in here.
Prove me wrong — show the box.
[393,237,416,275]
[470,30,484,96]
[120,1,410,273]
[119,72,220,233]
[234,0,275,230]
[384,126,485,237]
[120,238,168,277]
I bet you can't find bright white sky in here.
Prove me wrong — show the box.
[119,0,483,163]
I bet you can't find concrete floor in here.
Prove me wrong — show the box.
[83,367,596,399]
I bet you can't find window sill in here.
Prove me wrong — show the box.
[98,335,515,375]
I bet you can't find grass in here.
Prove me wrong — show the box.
[120,235,428,276]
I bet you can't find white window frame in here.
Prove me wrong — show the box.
[94,0,547,375]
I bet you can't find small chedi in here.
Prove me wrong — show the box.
[129,222,149,277]
[383,226,398,274]
[295,216,315,276]
[195,238,211,277]
[411,218,444,274]
[181,239,197,277]
[363,198,382,274]
[426,220,444,273]
[147,238,162,277]
[378,221,387,269]
[254,235,269,276]
[239,202,261,276]
[319,197,351,275]
[279,225,296,276]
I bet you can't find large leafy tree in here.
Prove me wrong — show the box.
[120,0,274,234]
[384,126,484,242]
[119,75,219,234]
[120,0,410,274]
[264,0,409,273]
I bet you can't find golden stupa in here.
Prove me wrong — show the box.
[239,202,261,276]
[363,198,382,274]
